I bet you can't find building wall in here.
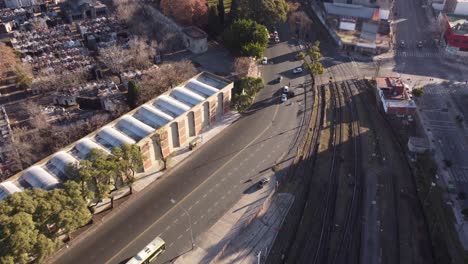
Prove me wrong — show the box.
[454,2,468,15]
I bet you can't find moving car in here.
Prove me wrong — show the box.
[283,86,289,93]
[257,178,270,189]
[275,36,280,43]
[292,67,303,74]
[281,93,288,102]
[261,57,268,65]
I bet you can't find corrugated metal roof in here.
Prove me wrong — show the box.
[74,138,109,159]
[133,105,173,128]
[324,3,376,19]
[184,79,219,97]
[96,126,136,149]
[115,115,155,141]
[21,166,60,190]
[47,151,78,179]
[171,87,206,106]
[0,182,22,200]
[153,95,191,117]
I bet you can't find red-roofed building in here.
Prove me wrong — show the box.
[374,77,416,115]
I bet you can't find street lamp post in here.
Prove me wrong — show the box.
[424,182,437,204]
[182,206,195,249]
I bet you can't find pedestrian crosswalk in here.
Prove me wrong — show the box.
[450,167,468,183]
[395,49,444,58]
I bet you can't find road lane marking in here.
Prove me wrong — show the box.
[203,194,207,198]
[174,219,179,224]
[193,221,198,225]
[104,104,280,264]
[169,243,174,247]
[165,226,170,231]
[177,235,183,240]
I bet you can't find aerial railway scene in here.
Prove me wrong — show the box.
[1,0,468,264]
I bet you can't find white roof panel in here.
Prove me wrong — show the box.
[171,87,206,106]
[96,126,136,148]
[153,95,191,117]
[22,166,60,190]
[74,138,109,159]
[184,79,218,97]
[0,182,22,200]
[47,151,78,178]
[134,105,173,128]
[115,115,155,141]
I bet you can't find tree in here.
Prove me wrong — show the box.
[238,0,288,26]
[127,36,157,70]
[411,88,423,97]
[127,80,141,108]
[223,19,269,57]
[241,42,265,58]
[15,64,33,90]
[111,144,143,194]
[289,11,313,40]
[230,0,240,21]
[160,0,209,27]
[217,0,225,25]
[0,43,18,78]
[0,212,38,264]
[233,56,252,77]
[98,44,131,74]
[207,5,222,35]
[305,41,324,75]
[138,60,198,105]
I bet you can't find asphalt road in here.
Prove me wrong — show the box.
[52,25,310,264]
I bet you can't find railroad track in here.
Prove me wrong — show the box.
[331,79,363,264]
[309,80,344,264]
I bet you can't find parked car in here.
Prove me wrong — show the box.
[292,67,303,74]
[283,86,289,93]
[257,178,270,188]
[417,41,423,49]
[400,40,405,48]
[275,36,280,43]
[261,57,268,65]
[281,93,288,102]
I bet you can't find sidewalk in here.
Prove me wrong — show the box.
[132,112,241,193]
[174,176,294,264]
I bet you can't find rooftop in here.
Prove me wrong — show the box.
[0,72,232,200]
[376,77,409,100]
[446,13,468,35]
[324,2,378,20]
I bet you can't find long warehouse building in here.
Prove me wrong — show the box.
[0,72,233,200]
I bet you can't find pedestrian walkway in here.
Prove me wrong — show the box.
[132,112,242,193]
[174,184,294,264]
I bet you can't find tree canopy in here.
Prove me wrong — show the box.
[238,0,288,26]
[127,80,141,109]
[223,19,269,57]
[0,182,91,263]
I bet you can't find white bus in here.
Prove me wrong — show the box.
[126,237,166,264]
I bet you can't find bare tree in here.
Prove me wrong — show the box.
[98,44,131,74]
[289,11,313,40]
[32,68,89,94]
[138,60,198,105]
[233,57,252,78]
[127,36,158,70]
[0,43,18,78]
